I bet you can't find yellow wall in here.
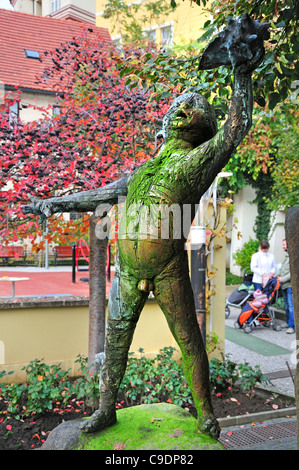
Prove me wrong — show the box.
[0,303,89,381]
[0,300,178,383]
[0,254,225,384]
[207,203,227,346]
[96,0,210,46]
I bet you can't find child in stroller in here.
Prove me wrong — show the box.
[234,278,281,334]
[225,274,255,319]
[225,284,255,318]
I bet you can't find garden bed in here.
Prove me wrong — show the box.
[0,350,295,450]
[0,385,295,450]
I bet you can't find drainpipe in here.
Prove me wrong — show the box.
[45,220,49,270]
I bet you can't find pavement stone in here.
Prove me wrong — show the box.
[219,417,298,450]
[223,289,298,450]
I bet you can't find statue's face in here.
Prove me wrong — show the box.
[168,102,210,147]
[172,102,204,129]
[163,93,217,148]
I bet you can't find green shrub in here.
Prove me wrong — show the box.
[0,349,194,418]
[118,347,193,408]
[209,354,239,391]
[209,354,272,395]
[237,362,271,395]
[273,297,285,311]
[0,359,72,419]
[233,238,260,273]
[0,349,273,420]
[225,268,243,285]
[72,354,100,412]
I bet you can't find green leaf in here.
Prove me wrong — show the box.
[268,92,280,109]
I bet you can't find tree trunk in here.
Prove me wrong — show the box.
[88,214,108,374]
[285,206,299,448]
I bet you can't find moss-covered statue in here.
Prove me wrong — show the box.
[24,14,269,439]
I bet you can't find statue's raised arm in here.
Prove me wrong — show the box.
[175,14,270,194]
[23,14,269,224]
[200,14,270,151]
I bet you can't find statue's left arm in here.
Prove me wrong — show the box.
[187,14,269,190]
[187,63,255,188]
[206,63,254,161]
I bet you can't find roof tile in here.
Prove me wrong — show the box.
[0,9,111,92]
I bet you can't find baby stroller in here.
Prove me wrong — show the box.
[234,278,281,334]
[225,283,255,318]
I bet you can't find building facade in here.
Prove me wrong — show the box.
[0,8,110,120]
[96,0,209,47]
[9,0,96,22]
[9,0,95,23]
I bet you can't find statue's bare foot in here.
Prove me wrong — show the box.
[80,408,116,434]
[197,414,220,440]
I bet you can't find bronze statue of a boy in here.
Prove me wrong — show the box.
[24,15,269,439]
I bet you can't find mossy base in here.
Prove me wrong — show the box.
[41,403,224,450]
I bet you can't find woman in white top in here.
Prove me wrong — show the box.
[250,240,277,290]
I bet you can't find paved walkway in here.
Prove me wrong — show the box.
[0,265,115,299]
[221,285,298,450]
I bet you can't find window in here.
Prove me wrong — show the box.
[24,49,40,60]
[143,29,156,42]
[160,25,173,48]
[142,23,173,49]
[53,106,60,116]
[50,0,61,13]
[9,101,19,125]
[70,212,83,221]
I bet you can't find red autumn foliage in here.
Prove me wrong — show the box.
[0,29,172,251]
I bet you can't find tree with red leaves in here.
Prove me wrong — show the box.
[0,30,170,251]
[0,29,171,364]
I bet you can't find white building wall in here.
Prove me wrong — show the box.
[228,185,286,277]
[19,91,57,122]
[12,0,95,21]
[269,209,286,267]
[228,185,257,276]
[12,0,42,15]
[42,0,95,18]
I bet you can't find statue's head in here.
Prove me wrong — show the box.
[162,93,217,147]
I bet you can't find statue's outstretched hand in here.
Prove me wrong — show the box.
[22,195,55,223]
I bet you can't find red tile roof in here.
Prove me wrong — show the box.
[0,8,111,92]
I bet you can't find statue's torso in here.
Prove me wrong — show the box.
[117,149,195,278]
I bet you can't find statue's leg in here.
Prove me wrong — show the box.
[154,253,220,439]
[80,262,147,434]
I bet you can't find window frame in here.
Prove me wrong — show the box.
[50,0,61,14]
